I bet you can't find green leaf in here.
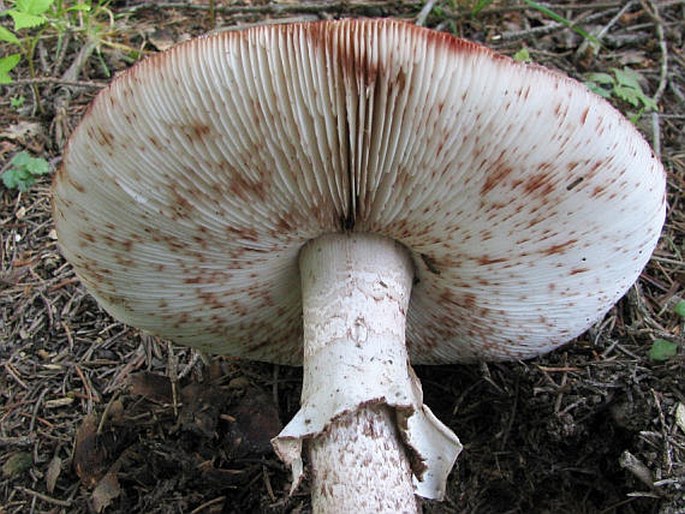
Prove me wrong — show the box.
[2,169,27,191]
[0,25,21,45]
[10,95,25,109]
[611,67,657,111]
[67,4,92,12]
[10,151,50,175]
[0,54,21,84]
[15,0,54,16]
[2,452,33,478]
[613,67,642,90]
[648,339,678,362]
[640,94,658,112]
[613,84,641,107]
[674,300,685,318]
[585,72,614,85]
[2,152,51,192]
[584,81,612,99]
[8,10,48,30]
[513,48,531,63]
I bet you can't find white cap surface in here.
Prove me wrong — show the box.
[54,19,666,364]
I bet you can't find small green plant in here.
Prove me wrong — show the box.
[2,151,51,192]
[513,47,531,63]
[0,52,20,84]
[10,94,25,109]
[0,1,137,87]
[0,0,55,85]
[648,339,678,362]
[585,67,657,121]
[674,300,685,318]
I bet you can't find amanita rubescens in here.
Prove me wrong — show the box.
[54,19,666,513]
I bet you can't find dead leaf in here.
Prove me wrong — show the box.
[179,382,224,437]
[129,372,173,403]
[147,29,176,51]
[0,121,45,145]
[45,455,62,493]
[225,387,282,457]
[2,452,32,478]
[73,413,108,487]
[92,472,121,513]
[676,402,685,434]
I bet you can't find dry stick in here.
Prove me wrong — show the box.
[28,388,48,434]
[639,0,669,161]
[167,341,179,418]
[262,464,276,502]
[51,40,100,149]
[574,0,637,59]
[415,0,437,27]
[51,31,71,77]
[10,77,106,89]
[494,10,612,43]
[0,435,35,448]
[4,362,30,390]
[618,450,657,491]
[641,0,671,103]
[15,487,72,508]
[650,388,674,476]
[189,496,226,514]
[177,349,204,380]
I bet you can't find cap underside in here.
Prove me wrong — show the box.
[54,19,666,365]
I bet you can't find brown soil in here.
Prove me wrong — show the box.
[1,1,684,513]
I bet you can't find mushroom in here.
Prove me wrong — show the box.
[53,19,666,513]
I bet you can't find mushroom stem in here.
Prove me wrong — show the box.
[310,403,418,513]
[273,233,462,512]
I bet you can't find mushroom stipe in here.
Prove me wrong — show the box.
[53,19,666,513]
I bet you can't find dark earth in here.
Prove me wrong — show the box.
[1,1,684,513]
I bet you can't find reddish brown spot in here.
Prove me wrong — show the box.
[226,225,259,242]
[481,160,514,196]
[193,123,211,137]
[588,160,605,177]
[477,256,508,266]
[580,107,590,125]
[170,191,193,219]
[97,127,115,147]
[197,290,223,309]
[228,171,267,202]
[541,239,577,256]
[148,135,163,150]
[591,185,606,198]
[68,176,86,194]
[192,235,209,250]
[522,172,555,198]
[80,231,96,244]
[114,255,135,267]
[570,267,589,275]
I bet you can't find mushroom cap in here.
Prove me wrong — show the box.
[53,19,666,365]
